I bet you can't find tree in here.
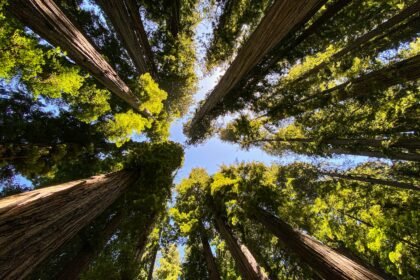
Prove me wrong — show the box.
[0,170,137,279]
[187,0,326,142]
[155,244,182,280]
[6,0,148,115]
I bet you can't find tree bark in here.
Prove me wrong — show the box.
[249,206,386,280]
[97,0,157,77]
[293,2,420,84]
[213,214,269,280]
[134,211,158,261]
[269,54,420,119]
[199,223,222,280]
[320,171,420,191]
[147,244,159,280]
[0,170,137,279]
[7,0,148,116]
[57,212,123,280]
[189,0,326,130]
[251,137,420,162]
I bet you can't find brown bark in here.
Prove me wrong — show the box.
[199,223,222,280]
[320,171,420,191]
[7,0,148,116]
[269,55,420,120]
[190,0,326,129]
[251,137,420,161]
[213,214,269,280]
[147,245,159,280]
[247,0,352,87]
[134,211,159,261]
[97,0,157,77]
[249,206,386,280]
[0,170,138,279]
[293,2,420,84]
[57,212,123,280]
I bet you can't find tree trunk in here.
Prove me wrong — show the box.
[251,137,420,162]
[189,0,326,131]
[199,223,222,280]
[57,212,123,280]
[247,0,352,88]
[320,171,420,191]
[269,54,420,120]
[97,0,156,77]
[249,206,387,280]
[293,2,420,84]
[0,170,137,279]
[7,0,148,116]
[134,211,158,261]
[147,245,159,280]
[125,0,157,77]
[213,214,269,280]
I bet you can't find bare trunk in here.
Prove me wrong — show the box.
[328,147,420,162]
[97,0,156,77]
[269,55,420,120]
[199,223,222,280]
[320,171,420,191]
[0,170,137,279]
[190,0,326,130]
[147,245,159,280]
[249,206,387,280]
[58,212,123,280]
[7,0,148,116]
[134,211,158,261]
[293,2,420,83]
[213,214,269,280]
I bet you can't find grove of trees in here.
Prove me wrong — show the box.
[0,0,418,279]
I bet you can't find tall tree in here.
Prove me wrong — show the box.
[0,170,137,279]
[96,0,157,77]
[248,206,385,280]
[187,0,326,141]
[6,0,148,115]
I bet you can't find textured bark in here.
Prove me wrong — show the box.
[293,2,420,83]
[7,0,148,116]
[249,206,386,280]
[97,0,156,77]
[213,214,269,280]
[57,212,123,280]
[190,0,326,129]
[247,0,352,87]
[147,245,159,280]
[0,170,137,279]
[134,211,158,261]
[251,137,420,161]
[320,172,420,191]
[269,54,420,119]
[199,223,222,280]
[168,0,181,37]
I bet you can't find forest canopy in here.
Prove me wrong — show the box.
[0,0,418,279]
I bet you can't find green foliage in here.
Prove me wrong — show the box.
[155,244,182,280]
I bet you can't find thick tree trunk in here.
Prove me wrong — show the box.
[0,170,137,279]
[57,212,123,280]
[189,0,326,130]
[213,214,269,280]
[97,0,156,77]
[320,171,420,191]
[134,211,158,261]
[251,137,420,162]
[247,0,352,87]
[7,0,148,116]
[199,223,222,280]
[249,206,386,280]
[147,245,159,280]
[293,2,420,83]
[269,54,420,119]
